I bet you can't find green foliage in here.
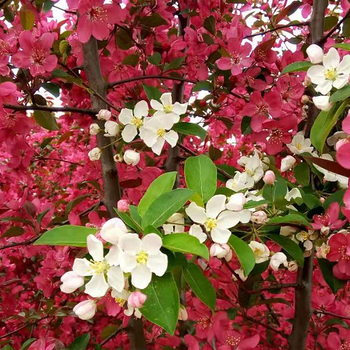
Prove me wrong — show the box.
[68,334,90,350]
[281,61,313,74]
[294,162,310,186]
[34,110,60,131]
[228,235,255,275]
[318,259,346,293]
[143,84,162,101]
[172,122,207,141]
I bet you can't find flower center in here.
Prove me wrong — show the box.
[256,101,269,114]
[324,68,338,81]
[115,297,126,307]
[296,142,303,150]
[205,218,217,231]
[131,116,143,128]
[90,260,110,274]
[157,128,166,137]
[136,250,148,265]
[226,335,241,347]
[88,6,107,22]
[31,47,46,65]
[163,105,172,113]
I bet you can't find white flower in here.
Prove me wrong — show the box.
[89,123,100,135]
[285,188,302,201]
[232,268,248,282]
[123,150,140,166]
[287,134,313,154]
[280,155,296,172]
[100,218,128,245]
[119,101,149,142]
[189,224,207,243]
[72,235,124,297]
[73,300,97,320]
[237,152,266,183]
[251,210,268,224]
[111,288,143,318]
[139,115,178,155]
[97,109,111,121]
[280,226,298,237]
[60,271,84,293]
[185,195,250,244]
[307,48,350,94]
[210,243,232,261]
[226,193,246,211]
[306,44,324,64]
[150,92,188,123]
[226,172,254,192]
[163,213,184,234]
[119,233,168,289]
[316,243,330,259]
[88,147,101,161]
[313,96,333,111]
[270,252,287,271]
[249,241,270,263]
[327,131,348,146]
[178,306,188,321]
[104,121,120,137]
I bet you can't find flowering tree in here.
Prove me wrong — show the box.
[2,0,350,349]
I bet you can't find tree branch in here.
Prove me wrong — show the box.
[242,314,288,338]
[245,22,310,39]
[320,9,350,44]
[248,282,303,294]
[315,309,350,320]
[3,104,97,116]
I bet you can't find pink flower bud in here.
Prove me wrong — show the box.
[178,306,188,321]
[117,199,129,213]
[60,271,84,293]
[73,300,97,320]
[96,109,111,121]
[263,170,275,185]
[210,243,231,259]
[251,210,268,224]
[301,95,309,104]
[335,139,348,151]
[128,291,147,309]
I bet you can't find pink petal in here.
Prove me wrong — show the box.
[77,15,93,43]
[18,31,33,52]
[336,141,350,169]
[216,57,232,70]
[238,334,260,349]
[343,113,350,134]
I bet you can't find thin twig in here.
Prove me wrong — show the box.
[4,104,97,116]
[315,309,350,320]
[321,9,350,43]
[245,22,310,39]
[248,282,303,294]
[242,314,288,338]
[35,157,83,166]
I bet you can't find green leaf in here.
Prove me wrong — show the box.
[34,225,97,247]
[324,189,346,209]
[115,209,142,233]
[228,235,255,276]
[262,177,287,206]
[162,233,209,260]
[129,205,142,225]
[34,110,60,131]
[184,262,216,310]
[68,334,90,350]
[19,339,36,350]
[43,0,55,12]
[142,189,194,228]
[324,16,338,31]
[203,16,216,35]
[185,155,217,203]
[281,61,313,74]
[267,214,310,227]
[294,162,310,186]
[241,116,252,135]
[330,85,350,102]
[267,234,304,266]
[138,172,177,217]
[42,83,60,97]
[318,258,346,293]
[311,101,347,153]
[140,13,168,27]
[122,54,139,67]
[115,29,134,50]
[143,84,162,101]
[141,273,179,334]
[2,226,25,238]
[334,43,350,52]
[172,122,207,141]
[192,81,212,92]
[20,6,35,30]
[164,56,185,72]
[324,318,350,329]
[148,52,162,65]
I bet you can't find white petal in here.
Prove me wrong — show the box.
[105,245,121,266]
[85,273,109,297]
[73,258,92,276]
[323,47,340,69]
[313,96,333,111]
[134,100,149,118]
[164,130,178,147]
[141,234,162,254]
[185,202,207,224]
[151,137,165,155]
[211,227,232,244]
[160,92,173,106]
[119,234,141,253]
[172,102,188,115]
[122,124,138,143]
[131,265,152,289]
[189,224,207,243]
[217,210,240,229]
[206,195,226,219]
[315,80,333,95]
[139,127,158,147]
[240,209,252,223]
[120,252,137,272]
[150,99,164,111]
[107,266,125,292]
[337,55,350,74]
[100,218,127,245]
[87,235,104,262]
[333,75,349,90]
[147,251,168,276]
[307,65,326,84]
[306,44,324,64]
[118,108,133,125]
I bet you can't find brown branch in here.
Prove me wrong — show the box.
[245,22,310,39]
[35,157,83,166]
[0,236,38,251]
[315,309,350,321]
[108,75,196,89]
[242,314,288,338]
[3,104,96,116]
[248,282,303,294]
[320,9,350,44]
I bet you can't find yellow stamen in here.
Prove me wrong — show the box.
[163,105,172,113]
[324,68,338,81]
[136,250,148,265]
[90,260,110,274]
[205,218,217,231]
[115,297,126,307]
[157,128,166,137]
[131,116,143,128]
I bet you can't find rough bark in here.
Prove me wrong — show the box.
[289,1,328,348]
[82,38,121,217]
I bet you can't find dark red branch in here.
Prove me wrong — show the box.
[3,104,96,116]
[245,22,310,39]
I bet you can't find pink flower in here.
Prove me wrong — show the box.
[117,199,129,212]
[12,31,57,77]
[263,170,275,184]
[327,233,350,279]
[311,203,346,233]
[336,113,350,168]
[217,330,260,350]
[77,0,125,43]
[327,331,350,350]
[128,291,147,308]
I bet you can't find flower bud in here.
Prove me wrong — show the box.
[89,123,100,135]
[251,210,268,224]
[73,300,97,320]
[287,261,298,272]
[114,154,123,162]
[269,252,287,271]
[104,121,119,137]
[178,306,188,321]
[100,218,127,244]
[263,170,275,185]
[123,150,140,166]
[304,75,311,87]
[306,44,324,64]
[301,95,310,104]
[336,139,348,151]
[117,199,129,213]
[96,109,111,121]
[60,271,84,293]
[280,155,296,172]
[313,96,333,112]
[226,193,246,211]
[128,291,147,308]
[88,147,101,161]
[210,243,232,259]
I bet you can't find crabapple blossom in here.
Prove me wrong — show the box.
[89,123,100,135]
[270,252,288,271]
[73,300,97,320]
[60,271,84,294]
[97,109,111,121]
[128,291,147,309]
[117,199,129,212]
[287,134,314,154]
[118,233,168,289]
[285,188,302,201]
[226,172,254,192]
[313,95,333,111]
[263,170,275,185]
[88,147,102,161]
[248,241,270,263]
[306,44,324,64]
[123,149,140,166]
[163,213,185,234]
[280,155,296,172]
[100,218,128,245]
[250,210,268,224]
[104,121,120,137]
[210,243,233,261]
[237,152,266,183]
